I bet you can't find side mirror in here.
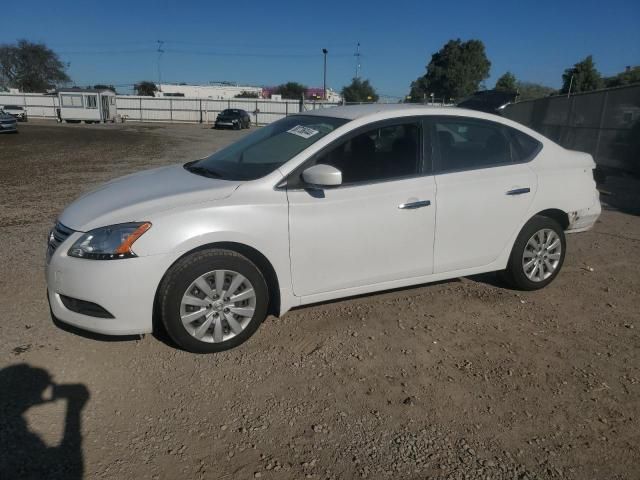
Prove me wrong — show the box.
[301,164,342,187]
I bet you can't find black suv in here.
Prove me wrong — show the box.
[214,109,251,130]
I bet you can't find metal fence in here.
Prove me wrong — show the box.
[503,84,640,174]
[0,93,341,125]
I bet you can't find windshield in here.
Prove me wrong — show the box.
[221,109,241,115]
[186,115,348,180]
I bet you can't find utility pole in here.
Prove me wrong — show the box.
[157,40,165,92]
[354,42,361,79]
[322,48,328,100]
[567,74,574,98]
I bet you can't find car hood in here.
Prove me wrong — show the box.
[59,164,241,231]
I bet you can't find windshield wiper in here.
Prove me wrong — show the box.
[184,162,223,179]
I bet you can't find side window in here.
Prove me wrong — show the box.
[315,121,421,184]
[61,95,83,107]
[85,95,98,109]
[434,118,512,172]
[509,128,542,162]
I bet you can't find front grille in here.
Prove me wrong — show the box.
[47,222,74,260]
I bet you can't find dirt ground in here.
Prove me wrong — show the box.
[1,121,638,480]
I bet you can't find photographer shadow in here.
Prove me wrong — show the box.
[0,364,89,480]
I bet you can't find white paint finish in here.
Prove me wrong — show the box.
[288,176,436,296]
[46,104,601,336]
[59,164,241,232]
[433,163,537,273]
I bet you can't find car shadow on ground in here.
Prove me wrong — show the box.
[50,312,142,343]
[0,364,89,480]
[598,172,640,216]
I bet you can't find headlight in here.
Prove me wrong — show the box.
[68,222,151,260]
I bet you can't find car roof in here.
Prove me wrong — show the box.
[298,103,498,121]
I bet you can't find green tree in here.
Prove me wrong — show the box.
[515,81,556,101]
[495,72,517,92]
[604,66,640,87]
[561,55,604,94]
[407,39,491,102]
[93,84,116,93]
[341,78,379,103]
[235,90,260,98]
[273,82,307,100]
[134,81,158,96]
[0,39,70,92]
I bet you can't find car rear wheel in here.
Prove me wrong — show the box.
[501,215,566,291]
[158,249,269,353]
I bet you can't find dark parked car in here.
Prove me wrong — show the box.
[0,109,18,133]
[215,109,251,130]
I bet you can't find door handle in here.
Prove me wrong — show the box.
[398,200,431,209]
[506,187,531,196]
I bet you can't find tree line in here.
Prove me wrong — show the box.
[1,39,638,103]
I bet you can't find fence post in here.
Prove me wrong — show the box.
[255,99,259,126]
[199,99,202,124]
[594,91,609,166]
[228,99,231,109]
[139,97,143,122]
[285,102,288,117]
[170,98,173,122]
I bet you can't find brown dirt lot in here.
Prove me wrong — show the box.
[1,121,639,480]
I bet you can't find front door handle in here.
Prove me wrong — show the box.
[506,187,531,196]
[398,200,431,209]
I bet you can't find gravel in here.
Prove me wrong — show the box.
[1,121,639,479]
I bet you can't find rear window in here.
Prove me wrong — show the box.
[510,129,542,162]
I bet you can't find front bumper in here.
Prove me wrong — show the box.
[46,234,179,335]
[0,122,17,132]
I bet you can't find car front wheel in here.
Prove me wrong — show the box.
[501,215,566,291]
[158,249,269,353]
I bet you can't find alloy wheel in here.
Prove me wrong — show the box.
[522,228,562,282]
[180,270,256,343]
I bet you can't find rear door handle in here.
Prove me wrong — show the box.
[506,187,531,196]
[398,200,431,209]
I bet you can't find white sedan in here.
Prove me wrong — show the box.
[46,105,601,353]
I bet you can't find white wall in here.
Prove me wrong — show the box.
[0,93,341,125]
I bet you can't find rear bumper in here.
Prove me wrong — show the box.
[566,190,602,233]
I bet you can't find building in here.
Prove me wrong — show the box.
[57,88,117,123]
[156,83,343,102]
[155,83,263,99]
[262,86,342,102]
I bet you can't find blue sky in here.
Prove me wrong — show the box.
[3,0,639,97]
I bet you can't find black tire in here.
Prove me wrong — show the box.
[501,215,566,291]
[234,121,241,130]
[158,248,269,353]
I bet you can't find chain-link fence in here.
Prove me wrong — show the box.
[502,85,640,175]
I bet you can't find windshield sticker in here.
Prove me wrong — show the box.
[287,125,320,139]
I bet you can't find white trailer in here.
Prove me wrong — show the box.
[58,89,117,123]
